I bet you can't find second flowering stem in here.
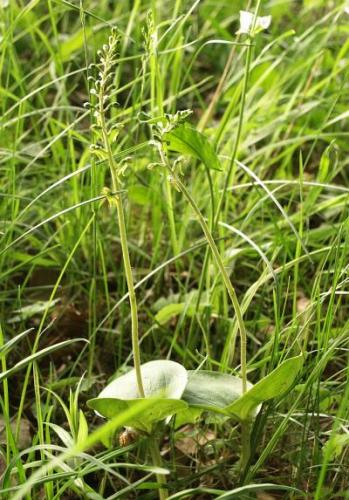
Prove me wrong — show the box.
[159,149,248,394]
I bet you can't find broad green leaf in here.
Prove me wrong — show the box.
[47,376,88,391]
[87,398,188,433]
[97,360,188,400]
[155,303,188,325]
[227,355,303,421]
[182,370,253,413]
[153,289,212,312]
[163,123,221,171]
[88,360,188,431]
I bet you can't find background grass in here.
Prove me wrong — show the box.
[1,0,349,498]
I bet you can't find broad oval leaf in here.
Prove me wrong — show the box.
[182,370,253,413]
[96,360,188,401]
[163,123,221,171]
[226,355,303,421]
[87,398,188,433]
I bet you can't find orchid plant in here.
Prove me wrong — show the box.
[87,12,303,500]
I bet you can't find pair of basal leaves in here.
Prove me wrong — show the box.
[88,357,302,433]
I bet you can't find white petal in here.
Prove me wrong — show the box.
[238,10,254,34]
[257,15,272,30]
[345,5,349,14]
[237,10,272,36]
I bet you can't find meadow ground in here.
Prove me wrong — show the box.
[1,0,349,498]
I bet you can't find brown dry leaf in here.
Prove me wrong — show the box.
[265,324,275,336]
[51,303,88,338]
[297,296,311,314]
[175,426,216,456]
[0,453,6,477]
[0,417,31,449]
[257,493,277,500]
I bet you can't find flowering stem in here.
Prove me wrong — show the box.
[101,142,145,398]
[159,150,248,394]
[159,147,251,471]
[148,15,179,257]
[215,0,262,224]
[214,40,253,225]
[96,35,145,398]
[102,141,145,398]
[187,7,262,376]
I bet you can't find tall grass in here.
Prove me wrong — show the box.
[1,0,349,498]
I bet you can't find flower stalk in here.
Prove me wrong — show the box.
[91,30,170,500]
[157,147,248,394]
[91,30,145,398]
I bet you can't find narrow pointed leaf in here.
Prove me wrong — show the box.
[0,328,33,356]
[0,338,88,383]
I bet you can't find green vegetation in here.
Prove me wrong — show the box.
[1,0,349,498]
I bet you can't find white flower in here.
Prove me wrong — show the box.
[345,4,349,14]
[237,10,272,37]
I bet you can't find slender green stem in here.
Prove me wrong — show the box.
[149,435,168,500]
[114,187,145,399]
[0,325,10,465]
[214,40,254,225]
[213,3,260,469]
[160,151,247,393]
[198,0,253,133]
[187,5,260,369]
[214,0,261,224]
[240,419,252,476]
[98,83,145,398]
